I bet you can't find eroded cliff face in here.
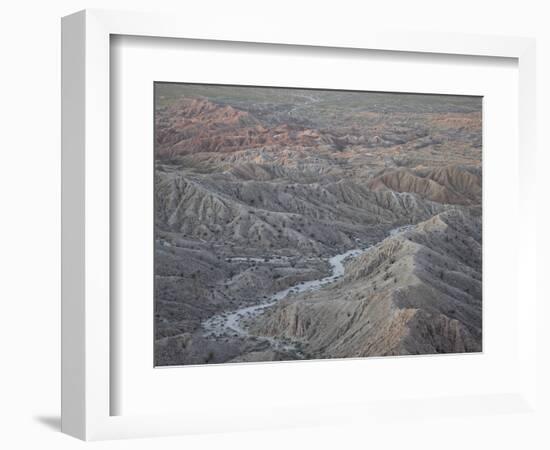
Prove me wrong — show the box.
[153,85,482,366]
[155,169,451,257]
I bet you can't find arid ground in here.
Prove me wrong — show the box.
[154,84,482,366]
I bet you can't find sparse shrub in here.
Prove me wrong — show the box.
[205,351,214,363]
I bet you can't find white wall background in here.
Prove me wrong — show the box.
[0,1,547,448]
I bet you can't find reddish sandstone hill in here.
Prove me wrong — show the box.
[156,98,324,158]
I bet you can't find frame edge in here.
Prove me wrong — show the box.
[61,9,87,441]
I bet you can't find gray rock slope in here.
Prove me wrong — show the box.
[250,209,482,357]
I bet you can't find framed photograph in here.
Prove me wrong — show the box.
[61,9,537,440]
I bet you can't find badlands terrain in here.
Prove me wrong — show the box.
[154,84,482,366]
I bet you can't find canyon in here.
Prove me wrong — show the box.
[153,84,482,366]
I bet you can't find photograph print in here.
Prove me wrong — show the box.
[154,83,482,366]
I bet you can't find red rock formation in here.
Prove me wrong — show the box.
[156,98,323,158]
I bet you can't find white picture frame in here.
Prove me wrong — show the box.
[61,9,537,441]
